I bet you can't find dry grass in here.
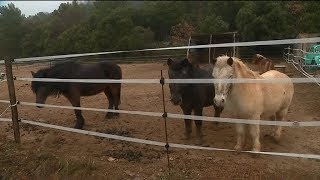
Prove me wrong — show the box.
[0,136,99,180]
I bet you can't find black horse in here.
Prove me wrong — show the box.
[167,58,223,145]
[31,61,122,129]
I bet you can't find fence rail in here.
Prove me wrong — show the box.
[0,100,319,127]
[1,37,320,168]
[1,37,319,64]
[1,117,320,160]
[13,77,320,84]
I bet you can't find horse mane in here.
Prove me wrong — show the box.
[216,55,260,79]
[233,57,261,79]
[169,58,212,79]
[255,54,266,60]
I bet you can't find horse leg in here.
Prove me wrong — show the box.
[273,109,288,142]
[249,114,261,152]
[234,123,245,152]
[250,124,261,152]
[104,88,114,119]
[194,108,204,145]
[110,84,121,118]
[182,107,192,141]
[66,93,84,129]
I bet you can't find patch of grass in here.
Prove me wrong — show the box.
[158,168,196,180]
[33,153,97,179]
[0,139,98,179]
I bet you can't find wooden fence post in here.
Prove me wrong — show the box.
[4,56,20,143]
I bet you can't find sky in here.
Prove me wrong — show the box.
[0,1,72,17]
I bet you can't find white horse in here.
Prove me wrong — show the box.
[211,55,294,152]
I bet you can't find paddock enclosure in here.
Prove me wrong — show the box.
[1,56,320,179]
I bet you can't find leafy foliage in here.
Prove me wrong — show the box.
[0,1,319,58]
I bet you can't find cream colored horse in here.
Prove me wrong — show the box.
[212,55,294,152]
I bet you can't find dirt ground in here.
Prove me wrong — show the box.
[0,61,320,179]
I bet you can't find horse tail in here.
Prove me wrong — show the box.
[118,83,121,105]
[116,65,122,105]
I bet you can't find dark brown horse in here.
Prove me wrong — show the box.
[252,54,275,74]
[167,58,223,145]
[31,61,122,129]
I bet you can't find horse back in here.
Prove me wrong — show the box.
[99,62,122,79]
[260,70,294,113]
[67,62,122,80]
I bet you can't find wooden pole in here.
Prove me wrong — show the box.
[4,56,20,143]
[233,33,236,57]
[208,34,212,64]
[160,70,170,172]
[186,36,191,58]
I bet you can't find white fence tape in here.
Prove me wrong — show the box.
[0,118,11,122]
[0,37,319,64]
[0,105,11,117]
[17,78,160,84]
[283,49,320,86]
[0,117,320,160]
[15,77,320,84]
[1,100,319,127]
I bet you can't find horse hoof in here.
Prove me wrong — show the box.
[233,151,241,155]
[105,113,114,119]
[234,144,242,153]
[113,113,120,118]
[195,140,203,146]
[201,143,210,147]
[271,133,281,143]
[251,149,261,158]
[74,124,83,129]
[183,133,191,141]
[252,145,261,152]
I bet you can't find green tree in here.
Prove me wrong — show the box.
[0,3,25,58]
[199,15,229,34]
[1,1,319,58]
[170,20,195,46]
[236,2,295,41]
[298,2,320,33]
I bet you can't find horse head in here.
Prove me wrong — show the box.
[253,54,266,64]
[167,58,193,105]
[31,69,51,108]
[211,55,234,108]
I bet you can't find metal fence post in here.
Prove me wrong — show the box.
[160,70,171,171]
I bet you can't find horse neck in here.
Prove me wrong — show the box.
[233,60,259,79]
[229,60,261,97]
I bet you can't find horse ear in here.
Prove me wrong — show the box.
[167,58,172,66]
[182,58,189,66]
[227,57,233,66]
[31,71,35,77]
[211,58,217,65]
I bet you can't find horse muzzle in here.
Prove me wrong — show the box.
[214,96,225,108]
[36,105,44,108]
